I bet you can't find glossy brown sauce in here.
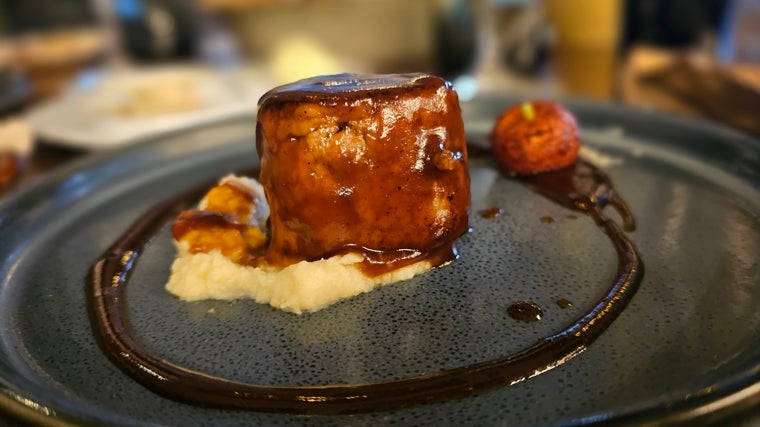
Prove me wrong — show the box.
[87,155,643,414]
[172,210,267,266]
[507,301,543,322]
[540,215,556,224]
[557,298,574,308]
[341,243,459,277]
[520,159,636,232]
[479,205,504,219]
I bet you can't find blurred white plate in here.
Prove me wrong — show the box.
[25,65,271,150]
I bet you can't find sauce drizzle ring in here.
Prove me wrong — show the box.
[87,161,643,414]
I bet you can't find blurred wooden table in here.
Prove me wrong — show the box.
[549,44,760,137]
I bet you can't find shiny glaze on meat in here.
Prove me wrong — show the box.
[256,74,471,273]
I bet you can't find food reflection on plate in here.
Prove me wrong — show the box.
[88,73,643,413]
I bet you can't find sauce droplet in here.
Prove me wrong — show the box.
[540,215,555,224]
[479,206,504,218]
[507,301,543,322]
[557,298,573,308]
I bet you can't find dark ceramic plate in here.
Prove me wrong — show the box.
[1,97,759,426]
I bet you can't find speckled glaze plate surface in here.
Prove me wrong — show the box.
[1,97,760,426]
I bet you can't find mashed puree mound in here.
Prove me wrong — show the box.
[165,245,431,314]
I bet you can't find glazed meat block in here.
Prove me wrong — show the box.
[256,73,470,273]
